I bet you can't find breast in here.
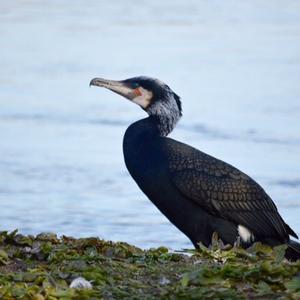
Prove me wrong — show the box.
[122,119,165,183]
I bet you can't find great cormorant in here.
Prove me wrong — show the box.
[90,76,300,260]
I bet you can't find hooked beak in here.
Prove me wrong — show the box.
[89,77,137,100]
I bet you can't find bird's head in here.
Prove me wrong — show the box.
[90,76,182,119]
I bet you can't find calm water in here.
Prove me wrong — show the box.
[0,1,300,249]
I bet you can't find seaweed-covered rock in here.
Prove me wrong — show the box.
[0,230,299,299]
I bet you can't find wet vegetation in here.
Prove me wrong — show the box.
[0,230,299,299]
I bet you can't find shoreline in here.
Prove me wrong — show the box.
[0,230,299,299]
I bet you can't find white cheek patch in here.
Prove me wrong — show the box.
[132,87,153,108]
[238,224,254,243]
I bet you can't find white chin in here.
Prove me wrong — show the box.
[132,87,153,108]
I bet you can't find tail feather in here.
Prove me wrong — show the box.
[286,239,300,261]
[285,223,298,239]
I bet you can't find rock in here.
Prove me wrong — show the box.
[69,277,93,289]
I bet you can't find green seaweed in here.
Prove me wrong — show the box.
[0,230,299,299]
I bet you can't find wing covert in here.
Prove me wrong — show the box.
[162,138,293,240]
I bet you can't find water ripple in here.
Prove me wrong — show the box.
[1,112,300,146]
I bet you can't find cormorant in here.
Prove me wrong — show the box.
[90,76,300,260]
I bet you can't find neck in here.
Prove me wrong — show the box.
[124,116,175,144]
[151,114,179,136]
[123,113,179,153]
[147,100,181,137]
[123,115,179,169]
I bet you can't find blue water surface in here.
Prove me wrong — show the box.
[0,1,300,249]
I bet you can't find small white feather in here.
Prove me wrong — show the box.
[69,277,92,289]
[238,225,254,242]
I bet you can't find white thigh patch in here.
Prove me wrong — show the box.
[238,224,254,242]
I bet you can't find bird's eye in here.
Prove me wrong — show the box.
[132,82,139,88]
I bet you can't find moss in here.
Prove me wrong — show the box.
[0,230,299,299]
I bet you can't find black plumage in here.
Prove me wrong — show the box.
[90,76,300,260]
